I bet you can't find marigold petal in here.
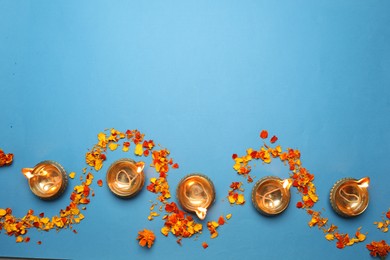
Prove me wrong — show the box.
[0,208,7,217]
[108,142,118,151]
[260,130,268,139]
[270,135,278,143]
[325,234,335,241]
[135,143,143,156]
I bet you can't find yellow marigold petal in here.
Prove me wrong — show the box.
[211,232,218,239]
[237,194,245,205]
[135,143,143,156]
[41,217,50,224]
[16,236,24,243]
[226,214,232,220]
[233,163,241,171]
[347,238,358,246]
[94,159,103,171]
[161,226,170,236]
[74,185,84,193]
[235,157,243,163]
[211,221,219,228]
[194,223,203,232]
[122,146,129,152]
[357,232,366,241]
[325,234,334,241]
[0,208,7,217]
[69,172,76,179]
[228,195,236,204]
[108,142,118,151]
[308,218,318,227]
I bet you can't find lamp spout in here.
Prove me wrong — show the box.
[195,207,207,220]
[357,177,370,188]
[22,168,35,180]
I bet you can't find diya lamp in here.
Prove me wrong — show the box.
[251,176,292,216]
[176,174,215,220]
[22,160,68,200]
[106,158,145,198]
[330,177,370,217]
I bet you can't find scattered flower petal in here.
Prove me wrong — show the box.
[270,135,278,143]
[97,179,103,187]
[260,130,268,139]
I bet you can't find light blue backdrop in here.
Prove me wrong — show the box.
[1,1,389,259]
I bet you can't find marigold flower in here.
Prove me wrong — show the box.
[0,149,13,167]
[366,240,390,258]
[136,229,156,248]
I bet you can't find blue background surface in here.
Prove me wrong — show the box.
[1,1,390,259]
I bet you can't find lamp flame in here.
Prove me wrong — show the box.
[357,177,370,188]
[195,207,207,220]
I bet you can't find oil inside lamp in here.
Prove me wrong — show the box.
[177,174,215,220]
[252,176,292,216]
[22,161,68,200]
[106,158,145,198]
[330,177,370,217]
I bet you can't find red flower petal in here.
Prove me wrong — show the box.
[260,130,268,139]
[270,135,278,143]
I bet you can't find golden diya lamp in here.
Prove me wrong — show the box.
[106,158,145,198]
[176,174,215,220]
[251,176,292,216]
[22,160,68,200]
[330,177,370,217]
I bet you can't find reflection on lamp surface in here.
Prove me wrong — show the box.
[330,177,370,217]
[176,174,215,220]
[106,158,145,199]
[22,160,68,200]
[252,176,292,216]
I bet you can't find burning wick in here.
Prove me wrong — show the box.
[195,207,207,220]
